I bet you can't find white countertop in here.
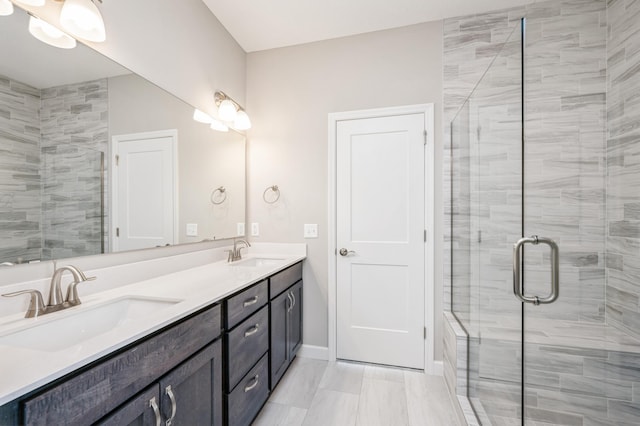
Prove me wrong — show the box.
[0,248,306,405]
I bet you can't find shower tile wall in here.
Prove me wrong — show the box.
[444,0,608,323]
[606,0,640,341]
[0,75,42,263]
[40,79,108,260]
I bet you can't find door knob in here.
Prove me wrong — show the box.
[339,248,355,256]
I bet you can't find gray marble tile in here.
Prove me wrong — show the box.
[356,378,409,426]
[318,362,364,395]
[302,389,358,426]
[268,358,328,409]
[253,402,307,426]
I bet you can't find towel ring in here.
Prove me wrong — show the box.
[263,185,280,204]
[210,186,227,205]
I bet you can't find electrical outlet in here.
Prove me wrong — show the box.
[186,223,198,237]
[251,223,260,236]
[304,224,318,238]
[237,223,245,236]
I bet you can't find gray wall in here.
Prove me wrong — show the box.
[0,75,41,263]
[606,0,640,340]
[246,21,444,357]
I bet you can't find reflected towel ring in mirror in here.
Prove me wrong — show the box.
[263,185,280,204]
[211,186,227,205]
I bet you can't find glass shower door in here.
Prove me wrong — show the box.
[451,21,525,425]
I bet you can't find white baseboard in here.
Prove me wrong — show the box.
[297,344,329,360]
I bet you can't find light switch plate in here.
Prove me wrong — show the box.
[186,223,198,237]
[237,223,245,236]
[251,223,260,236]
[304,224,318,238]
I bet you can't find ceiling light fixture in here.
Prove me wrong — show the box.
[59,0,106,42]
[214,91,251,130]
[28,15,77,49]
[0,0,14,16]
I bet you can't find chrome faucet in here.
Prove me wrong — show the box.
[227,239,251,262]
[2,265,96,318]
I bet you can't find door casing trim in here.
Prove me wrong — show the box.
[327,104,436,374]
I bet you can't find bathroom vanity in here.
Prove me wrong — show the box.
[0,252,304,426]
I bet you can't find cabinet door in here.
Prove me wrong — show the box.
[269,289,291,389]
[159,340,223,426]
[288,281,303,359]
[96,385,161,426]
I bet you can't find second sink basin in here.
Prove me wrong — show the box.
[231,257,284,268]
[0,296,181,352]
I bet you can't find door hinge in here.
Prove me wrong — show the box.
[423,130,427,145]
[424,229,427,242]
[116,227,120,237]
[424,327,427,340]
[115,154,119,166]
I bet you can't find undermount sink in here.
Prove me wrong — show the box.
[231,257,284,268]
[0,296,181,352]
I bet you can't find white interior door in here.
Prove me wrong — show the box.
[111,131,177,251]
[336,113,425,369]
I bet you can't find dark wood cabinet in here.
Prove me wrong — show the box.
[1,261,304,426]
[269,264,303,390]
[21,304,221,426]
[98,340,223,426]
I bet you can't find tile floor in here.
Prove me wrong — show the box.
[253,357,462,426]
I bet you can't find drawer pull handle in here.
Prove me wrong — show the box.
[287,292,293,313]
[291,291,296,309]
[165,385,177,426]
[244,324,260,337]
[149,397,161,426]
[244,375,260,392]
[243,296,259,307]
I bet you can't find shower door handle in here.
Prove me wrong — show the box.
[513,236,559,305]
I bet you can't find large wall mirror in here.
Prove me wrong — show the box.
[0,5,245,265]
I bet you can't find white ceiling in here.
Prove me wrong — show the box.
[202,0,537,52]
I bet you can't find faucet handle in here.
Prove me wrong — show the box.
[65,276,96,306]
[2,290,46,318]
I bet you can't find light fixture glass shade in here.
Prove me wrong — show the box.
[234,110,251,130]
[14,0,45,6]
[218,99,237,122]
[60,0,106,42]
[193,109,212,124]
[210,119,229,132]
[29,16,77,49]
[0,0,14,16]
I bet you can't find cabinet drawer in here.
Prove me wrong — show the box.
[225,279,268,329]
[22,304,221,426]
[269,262,302,299]
[226,305,269,391]
[227,353,269,426]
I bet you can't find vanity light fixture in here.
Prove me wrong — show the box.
[214,91,251,130]
[0,0,14,16]
[28,15,77,49]
[210,119,229,132]
[193,108,213,124]
[59,0,106,42]
[14,0,45,6]
[193,108,229,132]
